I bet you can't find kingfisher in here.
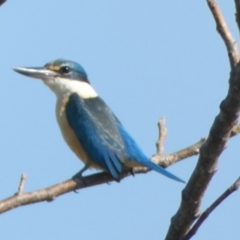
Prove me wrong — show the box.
[13,59,184,183]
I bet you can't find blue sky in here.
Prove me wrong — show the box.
[0,1,239,239]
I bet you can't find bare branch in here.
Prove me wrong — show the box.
[164,2,240,238]
[207,0,239,68]
[0,171,136,214]
[0,99,239,216]
[183,176,240,240]
[152,123,240,168]
[152,124,240,167]
[0,125,239,215]
[0,0,6,6]
[16,173,27,195]
[155,117,167,155]
[164,58,240,240]
[152,138,206,167]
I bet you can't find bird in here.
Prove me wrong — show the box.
[13,59,184,183]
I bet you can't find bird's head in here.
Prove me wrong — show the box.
[13,59,97,98]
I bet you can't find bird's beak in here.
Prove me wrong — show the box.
[13,67,57,80]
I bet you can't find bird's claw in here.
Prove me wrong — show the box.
[129,168,135,177]
[72,172,88,188]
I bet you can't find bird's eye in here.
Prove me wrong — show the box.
[60,66,71,74]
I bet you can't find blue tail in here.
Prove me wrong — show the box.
[140,159,185,183]
[117,122,185,183]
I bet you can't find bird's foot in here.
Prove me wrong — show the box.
[129,168,135,177]
[72,171,87,189]
[71,164,90,190]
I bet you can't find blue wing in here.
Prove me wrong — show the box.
[66,93,126,180]
[66,93,184,182]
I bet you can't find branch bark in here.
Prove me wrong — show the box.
[165,65,240,240]
[16,173,27,195]
[164,1,240,238]
[155,117,167,155]
[183,176,240,240]
[0,125,239,214]
[207,0,239,68]
[0,0,6,6]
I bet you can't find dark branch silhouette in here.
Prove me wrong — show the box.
[165,1,240,239]
[0,0,6,6]
[183,176,240,240]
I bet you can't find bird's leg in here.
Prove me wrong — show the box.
[72,164,90,188]
[72,164,90,179]
[129,168,135,177]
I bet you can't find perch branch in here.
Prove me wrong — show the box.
[0,125,239,214]
[152,124,240,167]
[152,138,206,167]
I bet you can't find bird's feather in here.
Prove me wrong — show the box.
[66,93,125,179]
[116,120,185,183]
[66,93,184,182]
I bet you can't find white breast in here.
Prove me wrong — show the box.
[43,77,98,99]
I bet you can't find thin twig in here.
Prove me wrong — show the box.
[207,0,239,68]
[152,138,206,167]
[156,117,167,155]
[183,176,240,240]
[152,124,240,167]
[17,173,27,195]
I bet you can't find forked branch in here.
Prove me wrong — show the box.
[183,176,240,240]
[165,1,240,239]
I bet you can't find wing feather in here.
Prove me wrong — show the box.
[66,93,184,183]
[65,93,125,179]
